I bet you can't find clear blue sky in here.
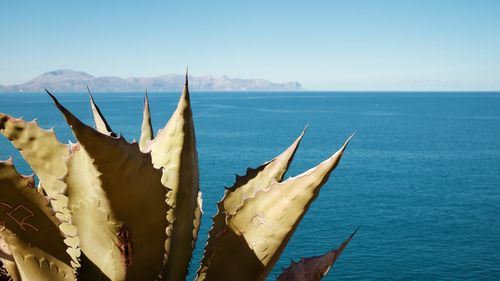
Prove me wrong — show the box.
[1,0,499,90]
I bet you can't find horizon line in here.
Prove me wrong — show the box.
[1,89,499,94]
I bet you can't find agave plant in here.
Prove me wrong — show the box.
[0,75,356,281]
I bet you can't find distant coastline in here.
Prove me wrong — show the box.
[1,71,499,93]
[0,70,302,93]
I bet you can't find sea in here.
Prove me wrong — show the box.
[0,91,499,280]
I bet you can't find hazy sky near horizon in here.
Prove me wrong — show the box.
[1,0,499,90]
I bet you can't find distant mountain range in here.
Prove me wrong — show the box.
[0,70,302,92]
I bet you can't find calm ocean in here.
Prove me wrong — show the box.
[1,92,499,280]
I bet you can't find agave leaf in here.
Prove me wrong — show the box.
[276,227,359,281]
[199,134,353,281]
[0,236,20,281]
[144,76,201,280]
[0,159,75,281]
[87,87,116,137]
[0,113,70,211]
[47,91,170,281]
[0,238,12,262]
[224,125,308,215]
[139,91,154,151]
[2,259,21,281]
[197,127,307,279]
[0,239,19,281]
[0,113,79,264]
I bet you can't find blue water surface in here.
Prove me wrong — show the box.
[1,91,499,280]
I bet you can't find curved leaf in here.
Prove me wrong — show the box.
[0,159,75,281]
[48,91,170,281]
[199,134,353,281]
[197,127,306,279]
[87,87,115,137]
[139,91,154,151]
[277,227,359,281]
[1,259,20,281]
[0,113,70,210]
[0,113,79,264]
[0,239,19,281]
[144,76,201,280]
[0,238,12,262]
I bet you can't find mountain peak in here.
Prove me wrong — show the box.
[36,69,95,80]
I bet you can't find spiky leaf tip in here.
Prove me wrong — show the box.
[139,91,154,151]
[277,227,359,281]
[145,75,201,281]
[87,86,116,137]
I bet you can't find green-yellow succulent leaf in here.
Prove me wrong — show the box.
[197,127,307,278]
[224,125,307,215]
[0,237,13,262]
[0,113,70,206]
[87,87,116,137]
[145,77,201,281]
[0,113,79,264]
[139,92,154,151]
[0,230,21,281]
[47,91,170,281]
[0,159,75,281]
[199,134,353,281]
[2,259,21,281]
[1,236,21,281]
